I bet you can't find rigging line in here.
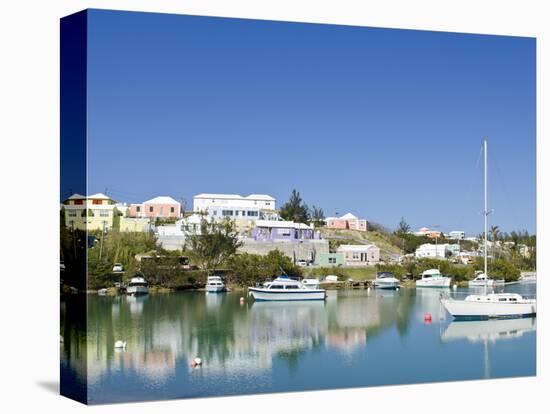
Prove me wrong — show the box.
[456,142,484,235]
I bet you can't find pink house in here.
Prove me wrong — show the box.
[129,196,181,219]
[326,213,367,232]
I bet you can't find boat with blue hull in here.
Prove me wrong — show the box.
[248,276,326,301]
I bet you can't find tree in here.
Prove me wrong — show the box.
[310,205,325,226]
[185,218,243,274]
[279,189,310,223]
[490,225,500,260]
[395,217,411,236]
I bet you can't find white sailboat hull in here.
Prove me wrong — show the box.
[248,288,326,301]
[441,298,536,320]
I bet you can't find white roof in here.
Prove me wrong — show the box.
[144,196,180,205]
[64,193,114,202]
[340,213,358,219]
[255,220,312,230]
[194,193,275,201]
[337,244,378,252]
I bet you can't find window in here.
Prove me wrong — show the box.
[270,285,284,289]
[329,257,336,264]
[68,210,77,217]
[74,199,83,205]
[160,207,164,216]
[222,210,233,216]
[149,206,154,213]
[136,206,141,212]
[170,207,175,213]
[242,210,246,216]
[92,199,102,205]
[100,210,109,217]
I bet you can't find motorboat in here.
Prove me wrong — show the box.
[301,278,321,289]
[126,276,149,296]
[206,275,226,292]
[441,293,536,320]
[416,269,451,288]
[248,276,326,301]
[468,271,504,288]
[373,272,400,289]
[441,140,536,319]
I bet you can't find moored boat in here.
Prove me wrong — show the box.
[126,276,149,296]
[373,272,400,289]
[441,293,536,320]
[440,139,536,320]
[416,269,451,288]
[248,276,326,301]
[468,271,504,288]
[206,275,226,292]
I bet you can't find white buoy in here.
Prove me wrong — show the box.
[367,287,371,292]
[453,284,458,290]
[194,357,202,365]
[396,287,400,291]
[114,340,127,349]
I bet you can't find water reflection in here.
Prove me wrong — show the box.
[60,283,536,403]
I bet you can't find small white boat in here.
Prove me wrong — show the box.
[301,278,321,289]
[441,293,536,320]
[468,272,504,288]
[248,276,326,301]
[206,275,225,292]
[373,272,400,289]
[416,269,451,288]
[126,276,149,296]
[519,272,537,284]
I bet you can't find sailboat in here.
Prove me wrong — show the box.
[441,140,536,320]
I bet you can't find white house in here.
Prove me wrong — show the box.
[336,244,380,266]
[193,193,276,212]
[415,243,459,259]
[448,231,465,240]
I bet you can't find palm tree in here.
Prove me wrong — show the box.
[490,225,500,260]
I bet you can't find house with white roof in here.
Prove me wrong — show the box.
[62,193,117,231]
[192,193,278,232]
[415,243,459,259]
[325,213,368,231]
[336,244,380,266]
[129,196,181,219]
[251,220,321,242]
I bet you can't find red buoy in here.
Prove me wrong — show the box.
[424,312,432,321]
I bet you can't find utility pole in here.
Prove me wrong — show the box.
[99,220,106,260]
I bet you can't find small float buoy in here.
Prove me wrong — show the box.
[396,287,400,291]
[240,297,245,303]
[453,284,458,290]
[114,340,127,349]
[191,357,202,368]
[367,287,371,292]
[424,313,432,324]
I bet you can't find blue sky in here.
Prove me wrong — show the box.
[86,9,536,235]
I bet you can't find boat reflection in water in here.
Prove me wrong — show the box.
[442,318,536,343]
[441,317,536,378]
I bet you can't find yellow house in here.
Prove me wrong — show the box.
[62,193,117,231]
[119,217,152,232]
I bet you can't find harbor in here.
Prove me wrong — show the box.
[61,282,536,403]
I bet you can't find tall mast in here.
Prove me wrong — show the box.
[484,138,488,276]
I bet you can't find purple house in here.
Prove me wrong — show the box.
[251,220,321,241]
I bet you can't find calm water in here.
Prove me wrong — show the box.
[61,283,536,404]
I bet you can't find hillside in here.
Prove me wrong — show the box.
[318,227,402,260]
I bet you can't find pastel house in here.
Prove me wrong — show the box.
[251,220,320,242]
[326,213,368,231]
[129,196,181,219]
[315,252,345,266]
[336,244,380,266]
[119,217,152,232]
[62,193,117,231]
